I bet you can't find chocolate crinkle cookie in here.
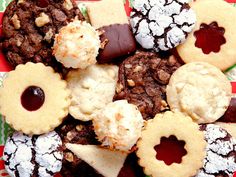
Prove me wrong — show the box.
[198,124,236,177]
[3,131,63,177]
[1,0,84,70]
[130,0,196,51]
[113,51,181,120]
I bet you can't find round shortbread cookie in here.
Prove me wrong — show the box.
[136,111,206,177]
[166,62,231,124]
[177,0,236,71]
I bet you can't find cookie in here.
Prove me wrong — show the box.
[166,62,232,124]
[0,62,71,135]
[113,52,181,120]
[87,0,136,64]
[56,116,145,177]
[3,131,63,177]
[56,116,101,177]
[97,24,136,64]
[215,122,236,139]
[177,0,236,71]
[66,64,118,121]
[219,97,236,122]
[130,0,196,51]
[1,0,84,69]
[86,0,128,29]
[66,144,128,177]
[136,111,206,177]
[93,100,144,152]
[197,124,236,177]
[53,20,100,69]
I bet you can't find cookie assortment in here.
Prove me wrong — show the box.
[0,0,236,177]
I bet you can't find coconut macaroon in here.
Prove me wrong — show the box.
[53,20,100,69]
[93,100,144,152]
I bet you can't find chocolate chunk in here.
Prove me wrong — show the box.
[97,24,136,64]
[113,52,181,120]
[1,0,84,71]
[219,97,236,123]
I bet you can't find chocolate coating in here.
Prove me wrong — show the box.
[97,24,136,64]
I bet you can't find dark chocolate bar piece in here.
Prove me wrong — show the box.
[97,24,136,64]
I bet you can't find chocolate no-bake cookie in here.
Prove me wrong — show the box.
[114,51,181,120]
[1,0,84,70]
[197,124,236,177]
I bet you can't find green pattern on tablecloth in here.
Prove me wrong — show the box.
[0,73,13,145]
[0,0,12,12]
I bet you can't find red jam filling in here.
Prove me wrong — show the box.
[194,22,226,54]
[37,0,49,8]
[154,135,187,165]
[21,86,45,111]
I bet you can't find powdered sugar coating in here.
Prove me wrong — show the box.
[196,124,236,177]
[3,131,63,177]
[130,0,196,51]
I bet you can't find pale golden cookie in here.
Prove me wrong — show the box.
[136,111,206,177]
[166,62,231,124]
[177,0,236,71]
[0,62,71,135]
[215,122,236,138]
[66,64,118,121]
[87,0,128,29]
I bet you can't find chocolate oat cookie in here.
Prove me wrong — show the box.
[197,124,236,177]
[114,52,181,120]
[1,0,84,69]
[56,116,101,177]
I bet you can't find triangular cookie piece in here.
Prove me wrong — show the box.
[66,143,128,177]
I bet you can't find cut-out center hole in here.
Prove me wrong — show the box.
[194,22,226,54]
[21,86,45,111]
[154,135,187,165]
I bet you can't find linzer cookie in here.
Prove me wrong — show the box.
[87,0,136,63]
[137,111,206,177]
[0,62,71,135]
[177,0,236,71]
[130,0,196,51]
[167,62,231,124]
[3,131,63,177]
[1,0,84,69]
[197,124,236,177]
[114,52,181,120]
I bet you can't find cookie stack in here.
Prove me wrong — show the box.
[0,0,236,177]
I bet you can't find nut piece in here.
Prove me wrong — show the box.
[63,0,73,10]
[35,12,50,27]
[116,83,124,93]
[11,14,21,29]
[127,79,135,87]
[65,152,74,162]
[44,28,54,42]
[18,0,25,4]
